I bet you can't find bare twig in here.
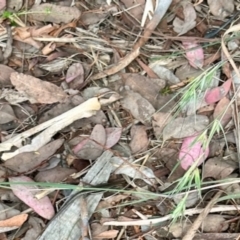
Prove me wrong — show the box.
[103,201,240,226]
[90,0,173,81]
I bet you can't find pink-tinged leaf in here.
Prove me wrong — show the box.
[0,0,6,11]
[73,124,106,160]
[72,138,88,153]
[205,78,232,104]
[182,41,204,68]
[105,128,122,148]
[9,176,55,220]
[65,62,84,83]
[179,135,209,170]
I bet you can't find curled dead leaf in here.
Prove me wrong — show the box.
[173,2,196,35]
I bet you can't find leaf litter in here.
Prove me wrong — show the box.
[0,0,240,239]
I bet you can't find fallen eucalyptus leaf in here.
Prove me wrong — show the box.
[29,3,81,24]
[179,134,209,170]
[10,72,68,104]
[163,115,209,140]
[173,2,196,35]
[9,176,55,220]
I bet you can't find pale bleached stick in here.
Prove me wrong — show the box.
[0,97,101,160]
[103,203,240,226]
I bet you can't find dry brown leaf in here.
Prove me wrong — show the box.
[0,104,16,124]
[29,3,81,23]
[156,148,185,181]
[213,97,232,127]
[10,72,68,104]
[38,156,61,171]
[163,115,209,140]
[80,11,108,26]
[14,27,31,39]
[0,233,7,239]
[169,221,191,238]
[150,64,180,85]
[120,0,145,25]
[91,223,108,240]
[14,25,57,51]
[182,93,208,115]
[120,89,155,125]
[0,214,28,227]
[110,157,156,185]
[66,62,85,90]
[173,192,200,208]
[97,194,129,210]
[0,89,33,104]
[202,157,238,179]
[13,35,43,49]
[152,112,172,138]
[4,139,64,173]
[0,65,15,87]
[0,121,18,132]
[208,139,225,157]
[30,24,57,37]
[71,159,89,172]
[8,0,22,11]
[123,73,165,108]
[42,42,56,55]
[201,215,228,232]
[207,0,234,18]
[224,178,240,204]
[0,188,17,203]
[0,203,21,220]
[39,58,72,73]
[35,166,76,183]
[52,21,77,37]
[175,64,202,81]
[94,230,119,239]
[73,124,106,160]
[105,128,122,148]
[129,125,149,154]
[173,1,196,35]
[136,58,159,78]
[23,217,45,240]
